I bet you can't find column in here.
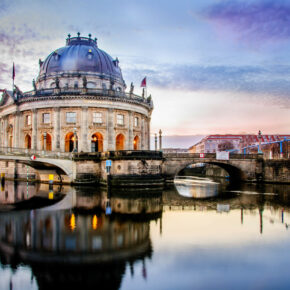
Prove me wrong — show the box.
[53,107,61,151]
[3,117,8,147]
[128,111,133,150]
[107,109,114,151]
[32,109,38,150]
[12,112,20,148]
[141,117,145,149]
[147,117,151,150]
[81,106,88,152]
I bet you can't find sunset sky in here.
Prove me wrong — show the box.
[0,0,289,147]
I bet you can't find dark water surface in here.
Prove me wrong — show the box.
[0,178,290,290]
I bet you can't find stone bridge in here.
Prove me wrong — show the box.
[162,153,262,183]
[0,148,288,185]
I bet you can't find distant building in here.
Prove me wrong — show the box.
[162,148,188,153]
[189,134,290,158]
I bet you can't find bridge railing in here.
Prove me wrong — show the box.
[0,147,72,159]
[163,152,259,159]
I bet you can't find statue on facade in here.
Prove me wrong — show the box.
[147,94,152,103]
[130,82,134,94]
[14,85,22,99]
[110,78,114,90]
[55,77,60,89]
[82,76,87,88]
[32,79,36,91]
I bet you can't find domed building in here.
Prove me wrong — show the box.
[0,34,153,153]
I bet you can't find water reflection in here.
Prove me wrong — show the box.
[0,181,68,210]
[174,176,223,198]
[1,181,290,289]
[0,186,162,289]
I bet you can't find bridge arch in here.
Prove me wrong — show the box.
[163,159,245,182]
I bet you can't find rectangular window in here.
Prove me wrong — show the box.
[134,117,139,127]
[66,112,76,123]
[26,115,31,126]
[117,114,124,125]
[42,113,50,124]
[93,112,102,124]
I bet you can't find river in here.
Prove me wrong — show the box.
[0,177,290,289]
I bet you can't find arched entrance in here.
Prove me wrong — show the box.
[65,132,78,152]
[91,132,103,152]
[41,133,52,151]
[25,134,31,149]
[116,134,125,151]
[133,135,139,150]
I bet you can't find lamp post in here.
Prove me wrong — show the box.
[43,132,47,151]
[154,133,158,151]
[159,129,162,151]
[73,128,77,152]
[258,130,262,154]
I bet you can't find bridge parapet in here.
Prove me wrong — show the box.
[0,147,72,160]
[73,150,163,161]
[163,152,259,160]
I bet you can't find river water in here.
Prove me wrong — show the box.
[0,177,290,290]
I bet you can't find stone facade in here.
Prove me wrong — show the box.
[0,34,153,153]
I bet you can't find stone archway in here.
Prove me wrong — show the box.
[65,132,78,152]
[41,133,52,151]
[91,132,103,152]
[116,134,125,151]
[25,134,31,149]
[133,135,139,150]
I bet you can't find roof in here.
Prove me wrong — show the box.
[38,35,124,82]
[190,134,290,147]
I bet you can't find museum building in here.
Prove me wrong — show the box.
[0,34,153,153]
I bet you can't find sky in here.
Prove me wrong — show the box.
[0,0,289,148]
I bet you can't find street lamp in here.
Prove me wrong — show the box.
[159,129,162,151]
[154,133,158,151]
[258,130,262,154]
[73,128,77,152]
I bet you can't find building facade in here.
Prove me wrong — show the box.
[0,34,153,152]
[189,134,290,158]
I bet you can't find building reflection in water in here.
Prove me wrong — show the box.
[0,180,69,207]
[0,186,163,289]
[1,181,290,289]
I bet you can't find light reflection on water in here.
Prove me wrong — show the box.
[0,180,290,289]
[174,176,221,198]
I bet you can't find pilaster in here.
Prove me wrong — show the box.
[32,109,38,150]
[53,107,61,151]
[81,106,89,152]
[128,111,133,150]
[107,108,114,151]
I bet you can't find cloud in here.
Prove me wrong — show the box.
[203,0,290,43]
[125,63,290,101]
[0,62,9,83]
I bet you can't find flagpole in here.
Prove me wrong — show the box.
[12,62,15,96]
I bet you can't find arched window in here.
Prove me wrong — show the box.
[25,134,31,149]
[116,134,125,151]
[65,132,78,152]
[133,136,139,150]
[91,132,103,152]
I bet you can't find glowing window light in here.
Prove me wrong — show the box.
[92,215,98,230]
[70,214,76,231]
